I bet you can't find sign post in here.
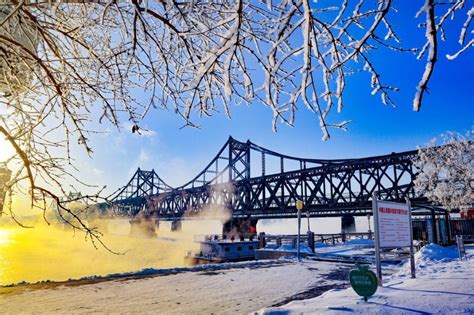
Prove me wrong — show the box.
[407,198,416,279]
[372,193,382,285]
[373,193,415,286]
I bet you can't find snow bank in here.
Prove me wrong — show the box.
[260,245,474,314]
[416,244,461,262]
[397,243,469,277]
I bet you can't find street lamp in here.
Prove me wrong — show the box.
[306,211,311,232]
[296,199,303,261]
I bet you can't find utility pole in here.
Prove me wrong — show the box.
[296,200,303,261]
[367,214,372,238]
[306,211,311,232]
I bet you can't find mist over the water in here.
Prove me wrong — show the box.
[0,215,371,286]
[0,217,221,286]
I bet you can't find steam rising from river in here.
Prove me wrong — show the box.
[0,217,222,286]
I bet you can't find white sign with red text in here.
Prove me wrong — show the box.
[376,201,411,248]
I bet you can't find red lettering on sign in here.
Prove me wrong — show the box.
[379,207,407,215]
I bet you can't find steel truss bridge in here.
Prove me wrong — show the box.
[102,136,435,221]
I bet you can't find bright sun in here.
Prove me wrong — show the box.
[0,228,14,246]
[0,137,14,162]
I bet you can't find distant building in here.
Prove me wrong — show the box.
[0,168,11,216]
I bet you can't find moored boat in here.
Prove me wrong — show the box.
[186,234,259,263]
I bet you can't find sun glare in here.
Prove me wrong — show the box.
[0,137,14,162]
[0,228,14,246]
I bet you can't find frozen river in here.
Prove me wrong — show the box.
[0,216,370,286]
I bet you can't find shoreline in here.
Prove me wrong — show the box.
[0,259,290,295]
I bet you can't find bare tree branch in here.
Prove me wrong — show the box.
[0,0,471,247]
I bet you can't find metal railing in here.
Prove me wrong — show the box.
[263,232,373,246]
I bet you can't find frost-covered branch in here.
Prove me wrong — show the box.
[0,0,472,242]
[414,0,473,110]
[414,129,474,211]
[414,0,437,112]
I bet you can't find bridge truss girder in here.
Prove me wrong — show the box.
[140,148,426,220]
[112,168,172,201]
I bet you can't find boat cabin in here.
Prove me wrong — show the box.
[186,234,259,263]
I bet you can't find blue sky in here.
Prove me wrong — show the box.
[75,2,473,195]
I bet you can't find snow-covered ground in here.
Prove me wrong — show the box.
[314,239,375,260]
[260,244,474,314]
[0,259,350,314]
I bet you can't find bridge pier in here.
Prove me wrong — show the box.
[170,220,182,232]
[341,215,356,234]
[223,218,258,236]
[129,217,159,237]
